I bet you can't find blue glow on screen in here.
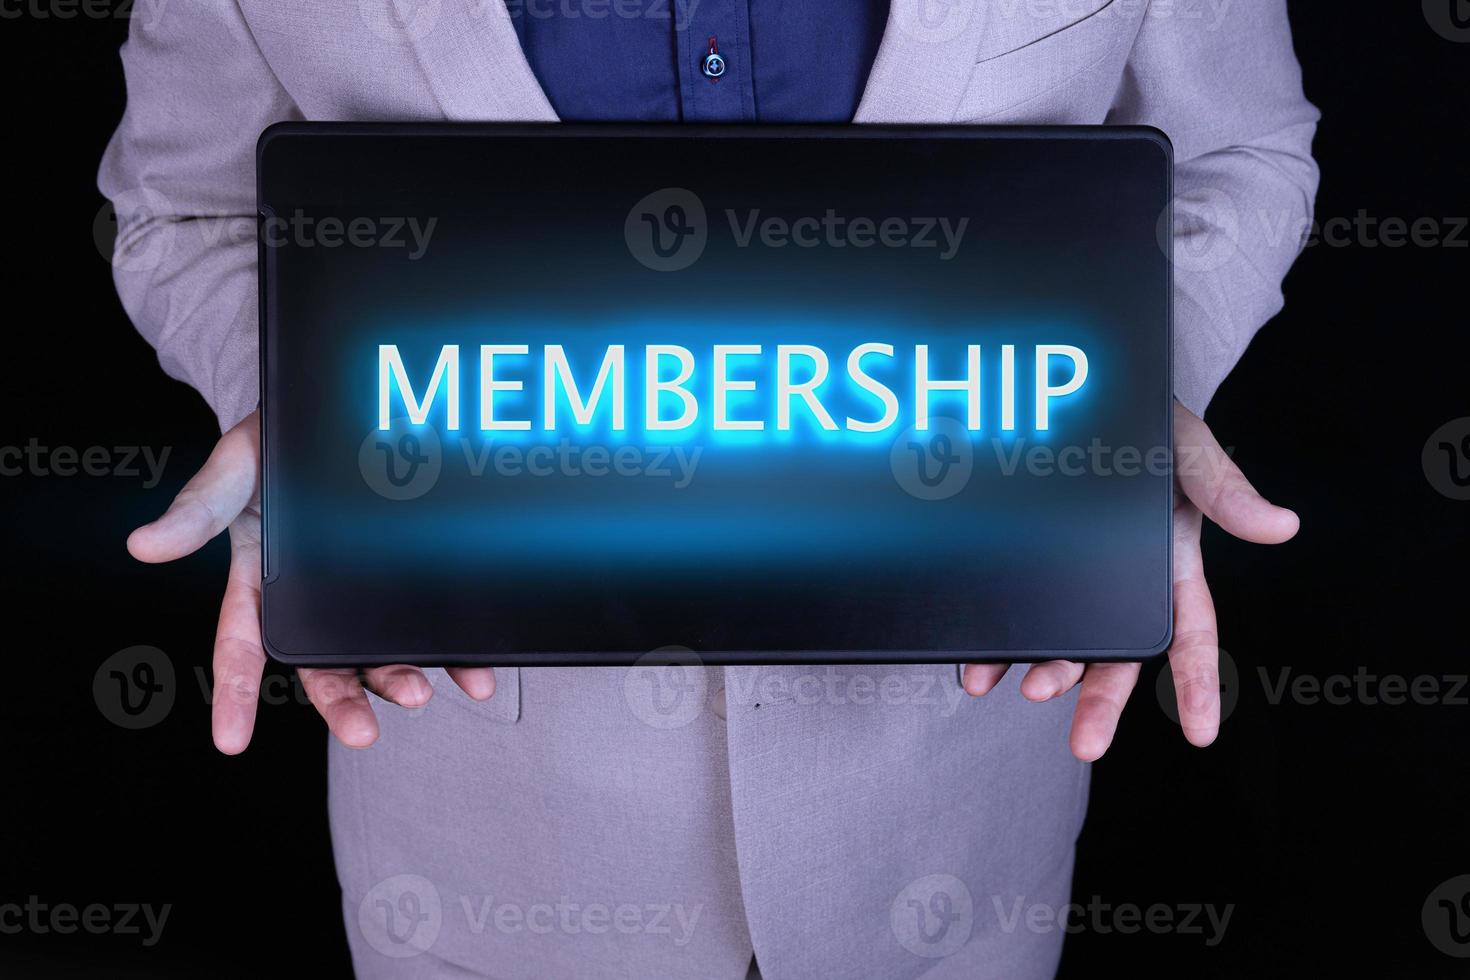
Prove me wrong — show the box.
[300,304,1123,573]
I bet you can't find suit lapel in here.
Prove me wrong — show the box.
[854,0,988,124]
[406,1,559,121]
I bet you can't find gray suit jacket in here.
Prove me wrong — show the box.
[100,2,1318,978]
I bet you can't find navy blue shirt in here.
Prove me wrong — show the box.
[508,0,890,123]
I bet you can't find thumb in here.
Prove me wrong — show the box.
[1175,402,1298,545]
[128,411,259,563]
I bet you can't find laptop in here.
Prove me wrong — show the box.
[257,124,1173,667]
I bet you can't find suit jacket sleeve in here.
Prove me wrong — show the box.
[98,0,298,432]
[1109,0,1320,415]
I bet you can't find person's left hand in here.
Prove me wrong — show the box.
[961,400,1299,761]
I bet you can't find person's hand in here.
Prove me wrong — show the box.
[127,409,496,754]
[962,400,1298,761]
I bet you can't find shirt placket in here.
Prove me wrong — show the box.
[674,0,756,122]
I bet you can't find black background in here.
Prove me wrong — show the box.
[1,4,1466,976]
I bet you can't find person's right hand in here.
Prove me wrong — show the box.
[127,409,497,754]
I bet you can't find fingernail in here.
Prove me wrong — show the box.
[404,675,433,705]
[343,721,378,748]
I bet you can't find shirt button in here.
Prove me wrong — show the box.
[702,52,726,79]
[711,686,727,720]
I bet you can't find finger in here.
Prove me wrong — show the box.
[962,663,1010,696]
[362,665,433,707]
[128,413,260,563]
[210,526,267,755]
[299,668,380,748]
[1020,660,1086,702]
[1174,402,1298,545]
[447,667,496,701]
[1068,662,1142,762]
[1169,506,1222,747]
